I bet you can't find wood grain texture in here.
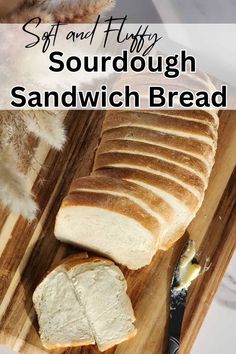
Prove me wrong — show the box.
[0,110,235,354]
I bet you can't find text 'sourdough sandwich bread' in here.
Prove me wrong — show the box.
[55,110,219,269]
[33,254,136,351]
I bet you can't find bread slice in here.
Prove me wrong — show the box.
[55,191,160,269]
[32,264,94,349]
[93,167,199,210]
[101,126,215,165]
[97,139,210,179]
[69,175,177,251]
[93,167,197,250]
[126,109,219,128]
[33,255,137,351]
[102,111,217,141]
[94,152,206,196]
[70,175,174,223]
[67,257,137,351]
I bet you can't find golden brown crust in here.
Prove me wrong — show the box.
[63,190,161,237]
[63,256,114,271]
[159,227,187,250]
[43,327,137,351]
[101,126,215,160]
[103,111,216,140]
[97,139,209,177]
[48,253,89,272]
[94,152,206,193]
[70,175,174,222]
[99,328,138,352]
[93,167,199,210]
[136,109,218,127]
[42,339,95,350]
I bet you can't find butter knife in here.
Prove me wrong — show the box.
[166,240,201,354]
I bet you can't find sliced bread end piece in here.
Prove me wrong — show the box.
[55,193,156,269]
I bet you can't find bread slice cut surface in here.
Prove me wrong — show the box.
[33,256,137,351]
[55,192,157,269]
[32,266,94,349]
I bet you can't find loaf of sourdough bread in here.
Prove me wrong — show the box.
[55,110,219,269]
[33,254,136,351]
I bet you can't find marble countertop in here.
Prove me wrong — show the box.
[192,253,236,354]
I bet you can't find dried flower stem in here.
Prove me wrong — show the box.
[0,148,38,220]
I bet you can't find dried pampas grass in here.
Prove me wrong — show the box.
[22,111,66,150]
[1,0,114,23]
[51,0,114,23]
[0,110,67,220]
[0,148,38,220]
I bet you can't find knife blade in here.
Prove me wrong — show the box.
[166,240,200,354]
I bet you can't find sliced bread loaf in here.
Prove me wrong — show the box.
[55,109,218,268]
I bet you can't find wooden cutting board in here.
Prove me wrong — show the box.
[0,110,235,354]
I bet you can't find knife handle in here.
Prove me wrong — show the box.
[166,336,180,354]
